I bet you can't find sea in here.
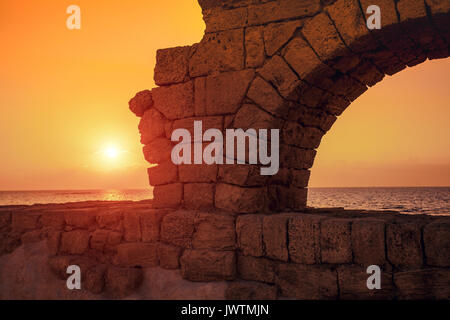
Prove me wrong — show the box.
[0,187,448,215]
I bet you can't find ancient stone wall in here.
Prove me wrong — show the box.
[1,204,449,299]
[130,0,449,212]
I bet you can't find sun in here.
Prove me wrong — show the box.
[104,146,119,159]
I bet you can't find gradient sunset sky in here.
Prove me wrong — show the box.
[0,0,449,190]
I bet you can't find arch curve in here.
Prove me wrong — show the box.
[129,0,449,213]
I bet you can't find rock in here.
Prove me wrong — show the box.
[180,249,236,281]
[237,254,276,284]
[123,212,141,242]
[129,90,153,117]
[152,81,194,120]
[96,211,122,230]
[352,219,386,266]
[423,220,450,267]
[84,264,107,294]
[140,211,167,242]
[263,214,290,261]
[276,263,338,300]
[204,7,247,33]
[184,183,215,210]
[138,108,166,145]
[288,214,323,264]
[215,183,267,213]
[192,212,236,250]
[218,163,269,187]
[338,265,395,300]
[226,281,277,300]
[394,269,450,299]
[154,46,191,85]
[152,183,183,209]
[60,230,90,255]
[205,69,255,115]
[245,26,265,68]
[21,229,43,244]
[178,164,218,183]
[11,213,40,233]
[236,215,264,257]
[258,55,302,101]
[247,0,321,25]
[115,242,159,267]
[247,77,288,117]
[40,213,65,231]
[147,162,178,186]
[105,266,143,298]
[320,218,352,264]
[160,210,196,247]
[142,138,173,163]
[64,210,96,229]
[189,29,244,77]
[90,230,109,251]
[263,20,304,56]
[387,223,423,270]
[158,243,182,269]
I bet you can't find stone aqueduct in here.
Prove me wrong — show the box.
[0,0,449,300]
[130,0,449,213]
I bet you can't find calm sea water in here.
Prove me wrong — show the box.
[0,187,448,215]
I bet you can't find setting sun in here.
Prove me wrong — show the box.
[104,146,119,159]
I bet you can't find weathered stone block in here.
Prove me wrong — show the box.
[302,12,351,62]
[394,269,450,299]
[259,55,302,101]
[160,210,196,247]
[142,138,173,164]
[247,77,288,118]
[387,223,423,270]
[192,212,236,250]
[154,46,191,85]
[234,104,282,131]
[189,29,244,77]
[184,183,215,210]
[180,249,236,281]
[179,164,218,183]
[40,213,65,231]
[148,162,178,186]
[288,214,323,264]
[115,242,159,267]
[21,229,43,244]
[105,267,143,298]
[64,210,96,229]
[263,214,290,261]
[123,212,141,242]
[138,108,166,145]
[158,243,182,269]
[245,26,265,68]
[352,219,386,266]
[320,218,353,264]
[152,183,183,208]
[47,231,61,255]
[236,214,264,257]
[152,81,194,120]
[277,263,338,299]
[204,7,248,33]
[248,0,320,25]
[194,77,207,116]
[283,37,334,87]
[338,265,395,300]
[141,211,167,242]
[60,230,90,255]
[129,90,153,117]
[326,0,378,53]
[205,69,255,115]
[237,254,276,283]
[11,213,40,232]
[226,281,277,300]
[291,169,310,187]
[90,229,109,251]
[263,20,304,56]
[215,183,266,213]
[423,220,450,267]
[96,211,122,230]
[279,144,317,169]
[84,264,107,294]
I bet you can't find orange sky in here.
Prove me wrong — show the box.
[0,0,449,190]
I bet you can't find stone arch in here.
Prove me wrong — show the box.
[129,0,449,214]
